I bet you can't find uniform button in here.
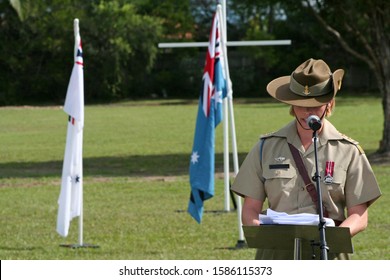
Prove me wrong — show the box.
[275,170,281,175]
[301,187,305,191]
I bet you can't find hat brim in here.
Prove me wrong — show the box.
[266,69,344,107]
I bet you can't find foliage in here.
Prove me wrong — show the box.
[136,0,201,99]
[9,0,23,20]
[0,0,162,104]
[1,0,387,104]
[83,1,162,101]
[299,0,390,154]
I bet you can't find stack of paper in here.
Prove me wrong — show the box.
[259,209,335,227]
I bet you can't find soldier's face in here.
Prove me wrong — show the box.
[292,104,328,130]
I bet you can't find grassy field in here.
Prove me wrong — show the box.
[0,96,388,260]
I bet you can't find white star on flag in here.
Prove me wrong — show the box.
[191,151,200,164]
[212,90,223,107]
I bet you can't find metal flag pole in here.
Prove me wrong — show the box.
[223,86,230,212]
[220,0,230,213]
[74,19,84,248]
[217,2,245,246]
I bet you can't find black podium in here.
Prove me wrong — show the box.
[243,225,353,260]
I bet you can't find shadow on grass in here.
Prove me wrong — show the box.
[0,153,248,179]
[1,149,383,179]
[0,246,43,251]
[1,148,384,179]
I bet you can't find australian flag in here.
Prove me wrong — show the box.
[188,11,227,223]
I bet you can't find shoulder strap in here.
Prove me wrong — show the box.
[288,143,328,217]
[259,138,266,166]
[259,131,276,166]
[340,133,365,154]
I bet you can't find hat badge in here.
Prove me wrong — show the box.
[304,85,310,95]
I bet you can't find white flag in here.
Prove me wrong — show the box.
[56,19,84,237]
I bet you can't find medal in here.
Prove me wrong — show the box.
[323,161,334,184]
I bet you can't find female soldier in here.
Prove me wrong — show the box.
[231,58,382,259]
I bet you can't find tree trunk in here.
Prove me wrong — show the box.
[371,3,390,158]
[305,0,390,161]
[377,42,390,155]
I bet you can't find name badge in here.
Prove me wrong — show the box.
[269,164,289,169]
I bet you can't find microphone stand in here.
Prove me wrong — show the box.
[312,130,329,260]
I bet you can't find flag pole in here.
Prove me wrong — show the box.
[217,3,245,246]
[220,1,230,213]
[78,183,83,246]
[223,92,230,212]
[73,18,84,247]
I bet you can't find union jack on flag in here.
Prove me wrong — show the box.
[75,41,83,66]
[188,11,227,223]
[200,14,225,119]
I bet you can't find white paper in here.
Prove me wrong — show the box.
[259,209,335,227]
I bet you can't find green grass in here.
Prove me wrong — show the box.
[0,97,389,260]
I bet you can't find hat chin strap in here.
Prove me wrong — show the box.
[295,104,328,131]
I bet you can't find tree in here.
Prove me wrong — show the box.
[9,0,23,20]
[300,0,390,158]
[1,0,163,104]
[83,1,163,100]
[223,0,389,157]
[137,0,200,98]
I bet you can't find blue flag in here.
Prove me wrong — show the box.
[188,12,227,223]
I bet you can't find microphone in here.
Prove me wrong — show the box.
[306,115,322,131]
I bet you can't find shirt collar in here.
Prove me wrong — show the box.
[319,119,344,141]
[272,118,344,153]
[273,119,343,139]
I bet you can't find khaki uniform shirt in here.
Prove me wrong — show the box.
[232,119,382,259]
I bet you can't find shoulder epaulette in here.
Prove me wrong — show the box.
[260,131,276,140]
[340,133,365,154]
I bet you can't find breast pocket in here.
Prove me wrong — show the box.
[263,165,297,192]
[325,167,346,201]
